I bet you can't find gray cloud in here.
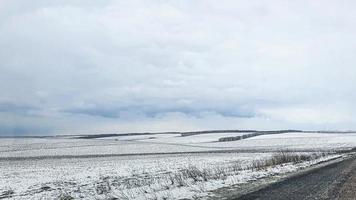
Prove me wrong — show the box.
[63,103,256,119]
[1,0,356,135]
[0,102,38,113]
[0,125,51,136]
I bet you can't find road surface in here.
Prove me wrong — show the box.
[236,155,356,200]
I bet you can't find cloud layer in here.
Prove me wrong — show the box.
[1,0,356,135]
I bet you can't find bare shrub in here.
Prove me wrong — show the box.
[58,193,74,200]
[181,165,208,182]
[0,190,15,199]
[247,151,327,170]
[168,173,186,187]
[211,166,227,180]
[117,190,136,200]
[230,161,243,172]
[95,177,112,195]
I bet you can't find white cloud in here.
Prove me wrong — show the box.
[1,0,356,134]
[259,106,353,125]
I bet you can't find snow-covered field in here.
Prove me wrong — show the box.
[2,132,355,158]
[97,132,248,143]
[195,132,356,151]
[0,153,269,199]
[0,132,355,199]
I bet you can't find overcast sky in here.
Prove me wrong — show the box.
[1,0,356,135]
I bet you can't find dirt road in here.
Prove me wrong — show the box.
[235,155,356,200]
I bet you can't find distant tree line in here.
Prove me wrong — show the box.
[218,130,302,142]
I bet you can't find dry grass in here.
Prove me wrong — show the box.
[248,151,327,170]
[52,151,331,200]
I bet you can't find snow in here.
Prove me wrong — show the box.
[0,153,270,199]
[194,132,356,151]
[1,132,355,158]
[97,134,181,141]
[1,132,355,199]
[0,152,340,200]
[98,132,249,144]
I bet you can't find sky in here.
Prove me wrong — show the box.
[1,0,356,135]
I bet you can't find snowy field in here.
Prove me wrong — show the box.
[1,132,355,158]
[0,153,271,199]
[0,132,355,199]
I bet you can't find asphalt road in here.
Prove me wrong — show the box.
[236,156,356,200]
